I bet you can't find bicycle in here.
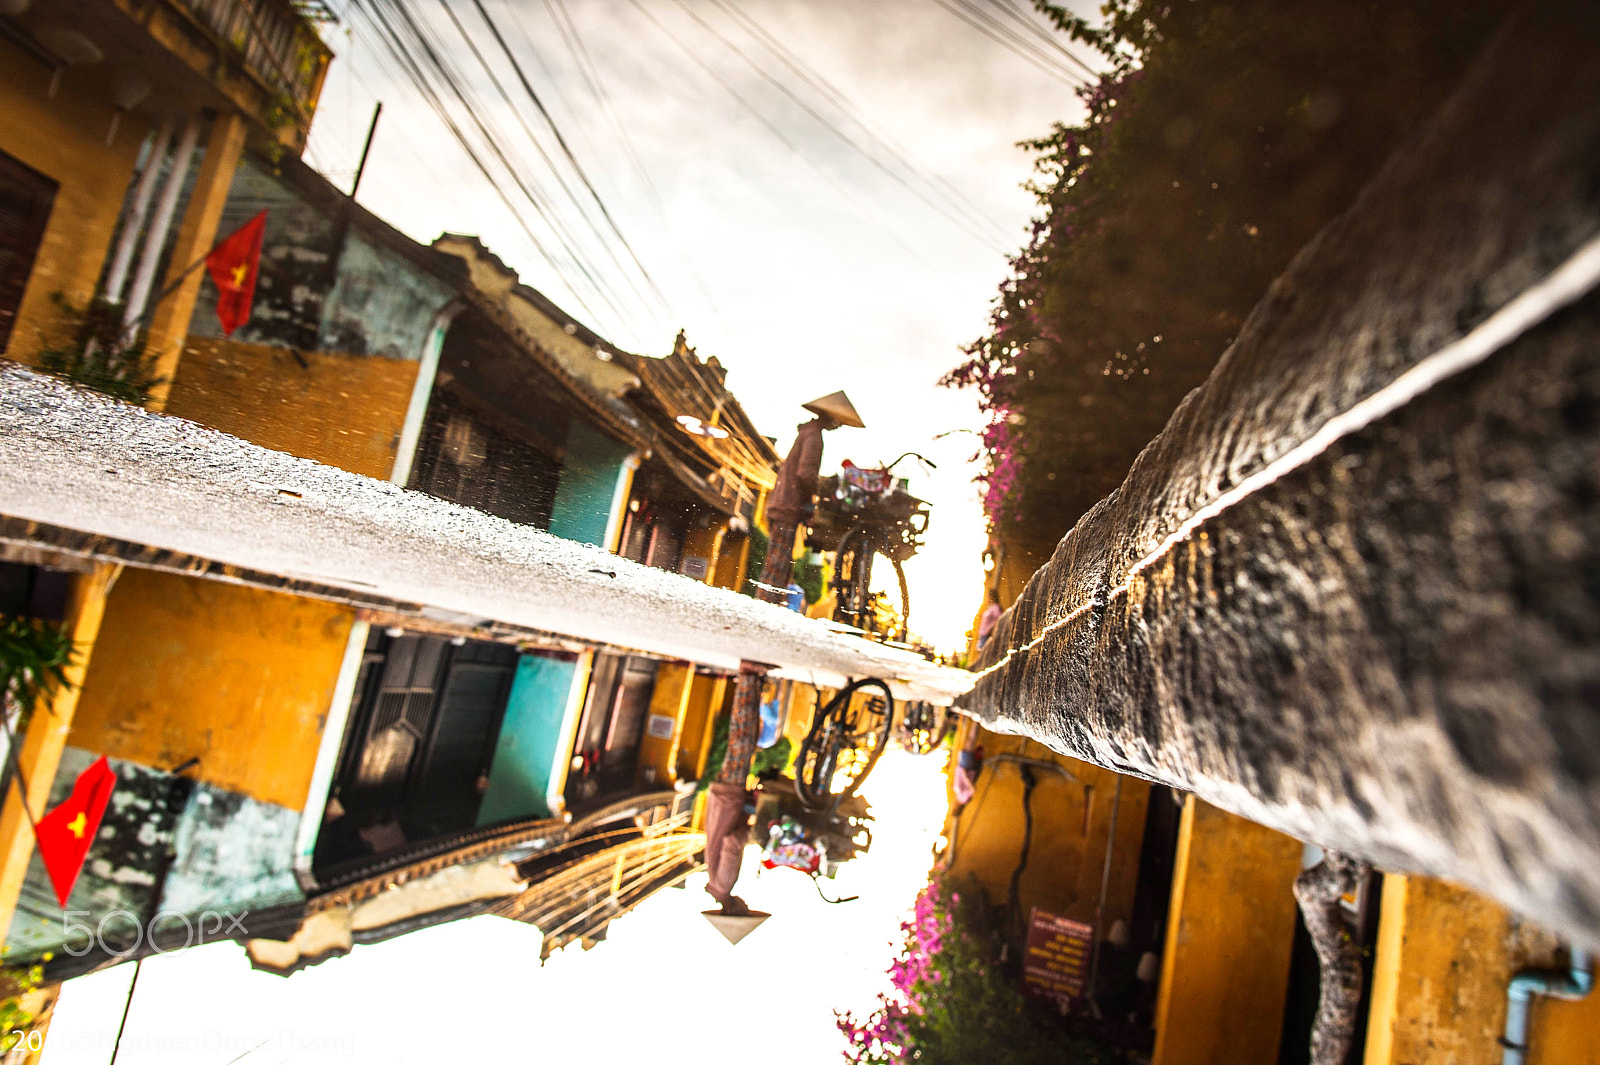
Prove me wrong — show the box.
[809,453,932,640]
[793,677,895,814]
[898,700,950,756]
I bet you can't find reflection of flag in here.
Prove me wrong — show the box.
[34,757,115,907]
[204,210,266,336]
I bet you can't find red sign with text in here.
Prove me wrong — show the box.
[1021,908,1094,1008]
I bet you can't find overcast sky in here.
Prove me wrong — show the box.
[301,0,1095,651]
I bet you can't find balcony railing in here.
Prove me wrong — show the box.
[169,0,332,118]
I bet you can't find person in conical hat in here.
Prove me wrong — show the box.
[766,392,864,532]
[801,390,865,428]
[703,393,862,918]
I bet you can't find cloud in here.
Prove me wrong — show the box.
[307,0,1096,648]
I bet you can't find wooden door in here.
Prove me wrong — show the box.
[0,150,57,352]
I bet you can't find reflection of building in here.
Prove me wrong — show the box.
[1,0,329,379]
[244,790,697,974]
[565,332,781,811]
[0,0,335,965]
[0,109,794,979]
[0,0,843,983]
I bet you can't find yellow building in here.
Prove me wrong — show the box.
[0,0,330,956]
[567,333,781,810]
[1,0,328,381]
[950,544,1598,1063]
[940,716,1599,1064]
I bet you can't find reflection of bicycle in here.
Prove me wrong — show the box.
[810,454,932,640]
[832,524,912,640]
[898,700,950,755]
[794,678,894,813]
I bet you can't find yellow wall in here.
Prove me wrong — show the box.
[0,564,121,937]
[636,662,694,786]
[944,727,1148,935]
[712,531,749,592]
[0,42,148,363]
[1151,796,1303,1065]
[68,569,355,810]
[780,682,821,751]
[104,0,329,149]
[1364,873,1600,1065]
[679,525,723,583]
[164,337,420,478]
[675,673,729,783]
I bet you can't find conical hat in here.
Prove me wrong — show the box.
[702,910,771,945]
[802,391,865,428]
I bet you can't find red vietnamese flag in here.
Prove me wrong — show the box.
[34,757,115,908]
[204,209,266,336]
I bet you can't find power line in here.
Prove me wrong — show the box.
[667,0,1007,254]
[624,0,940,272]
[542,0,728,329]
[987,0,1101,81]
[467,0,675,317]
[356,0,648,334]
[701,0,1013,240]
[926,0,1087,86]
[433,0,666,328]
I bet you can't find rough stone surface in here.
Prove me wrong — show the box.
[963,0,1600,942]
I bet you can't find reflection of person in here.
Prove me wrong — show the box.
[703,782,752,915]
[976,589,1002,649]
[954,744,984,805]
[766,418,833,525]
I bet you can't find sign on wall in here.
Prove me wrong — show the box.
[1021,908,1094,1009]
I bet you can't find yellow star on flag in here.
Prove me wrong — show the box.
[67,812,86,839]
[230,262,249,289]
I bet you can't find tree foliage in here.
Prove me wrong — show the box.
[943,0,1507,554]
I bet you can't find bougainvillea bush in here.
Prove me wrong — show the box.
[837,877,1114,1064]
[943,0,1506,556]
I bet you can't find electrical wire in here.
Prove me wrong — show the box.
[1007,763,1037,942]
[349,0,674,340]
[433,0,666,328]
[668,0,1006,254]
[543,0,727,328]
[927,0,1087,86]
[383,0,639,326]
[467,0,675,316]
[987,0,1102,81]
[701,0,1014,242]
[349,0,618,326]
[624,0,938,272]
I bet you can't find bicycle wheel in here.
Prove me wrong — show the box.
[900,701,948,755]
[831,527,870,630]
[794,726,840,810]
[795,678,895,811]
[794,690,841,810]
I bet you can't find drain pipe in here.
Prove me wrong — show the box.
[1501,947,1593,1065]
